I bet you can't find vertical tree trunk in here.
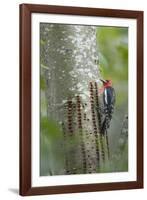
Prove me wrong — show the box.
[40,24,108,175]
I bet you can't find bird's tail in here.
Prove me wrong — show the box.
[101,116,111,135]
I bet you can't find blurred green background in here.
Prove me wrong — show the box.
[97,26,128,172]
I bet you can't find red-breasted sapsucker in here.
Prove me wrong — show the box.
[100,79,115,135]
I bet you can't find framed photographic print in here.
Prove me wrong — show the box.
[19,4,143,196]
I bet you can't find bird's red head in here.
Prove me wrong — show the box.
[100,79,112,88]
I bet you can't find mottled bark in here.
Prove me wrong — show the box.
[40,23,108,175]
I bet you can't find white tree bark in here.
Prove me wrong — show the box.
[40,24,108,175]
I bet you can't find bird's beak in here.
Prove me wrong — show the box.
[100,79,107,83]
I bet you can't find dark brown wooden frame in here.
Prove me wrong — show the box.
[20,3,144,196]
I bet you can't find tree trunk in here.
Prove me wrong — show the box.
[40,23,108,175]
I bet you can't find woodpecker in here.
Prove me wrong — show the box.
[100,79,115,135]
